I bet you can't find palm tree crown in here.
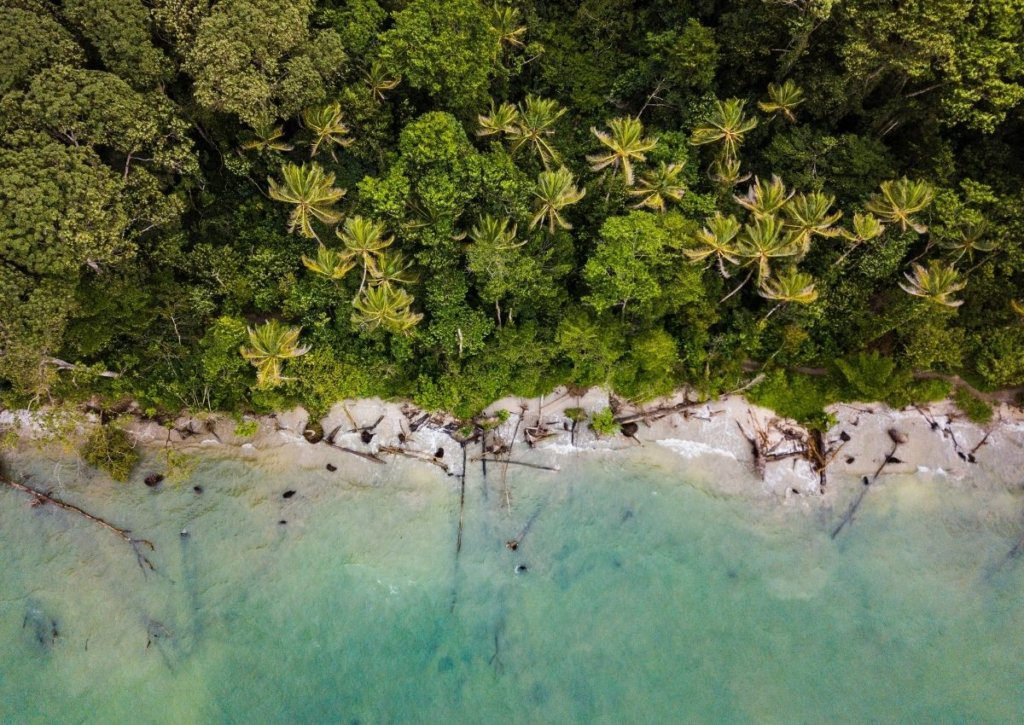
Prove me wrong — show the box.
[865,178,935,233]
[899,261,966,307]
[268,162,347,239]
[736,215,803,281]
[758,268,819,304]
[302,102,352,159]
[757,80,805,122]
[369,251,418,287]
[630,161,686,211]
[690,98,758,160]
[241,118,293,153]
[470,214,523,250]
[735,175,793,219]
[477,101,520,137]
[507,95,566,167]
[531,167,586,233]
[685,212,742,277]
[587,116,658,186]
[352,284,423,334]
[336,215,395,295]
[302,244,355,281]
[784,191,843,249]
[365,61,401,102]
[240,321,310,388]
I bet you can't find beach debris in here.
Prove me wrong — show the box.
[1,469,155,573]
[379,445,449,472]
[325,463,337,472]
[831,430,906,539]
[506,506,544,552]
[193,485,204,494]
[144,473,164,488]
[282,490,296,499]
[515,564,528,574]
[475,457,559,472]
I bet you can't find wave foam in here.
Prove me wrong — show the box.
[656,438,738,460]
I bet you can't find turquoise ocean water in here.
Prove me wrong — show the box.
[2,447,1023,723]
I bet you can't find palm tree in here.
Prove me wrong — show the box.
[477,101,520,138]
[369,251,418,287]
[685,212,741,277]
[240,321,310,388]
[1011,299,1024,319]
[629,161,686,211]
[784,191,843,250]
[836,212,886,264]
[531,167,586,233]
[302,102,352,159]
[336,215,394,295]
[469,214,524,249]
[736,216,802,282]
[352,284,423,334]
[241,118,293,153]
[758,267,818,321]
[708,156,751,187]
[690,98,758,160]
[937,220,998,262]
[268,163,347,239]
[757,80,805,122]
[899,261,966,307]
[364,61,401,102]
[865,178,935,233]
[302,244,355,280]
[489,3,526,53]
[735,175,792,219]
[587,117,658,186]
[508,95,566,167]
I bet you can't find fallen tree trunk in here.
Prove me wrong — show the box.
[1,471,155,573]
[378,445,450,473]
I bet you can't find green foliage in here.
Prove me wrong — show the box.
[81,423,139,482]
[953,387,993,424]
[64,0,171,89]
[0,6,84,95]
[589,408,619,437]
[380,0,497,116]
[747,370,840,430]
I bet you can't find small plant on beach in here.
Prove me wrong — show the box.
[563,407,586,423]
[81,423,139,482]
[233,418,260,438]
[590,408,619,436]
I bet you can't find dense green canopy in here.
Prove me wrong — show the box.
[1,0,1022,423]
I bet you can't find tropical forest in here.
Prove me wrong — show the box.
[3,0,1024,426]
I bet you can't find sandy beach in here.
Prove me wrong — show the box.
[5,389,1023,505]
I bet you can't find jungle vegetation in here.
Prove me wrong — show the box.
[2,0,1024,426]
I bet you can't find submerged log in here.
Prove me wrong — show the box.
[379,445,450,473]
[1,471,155,573]
[475,457,560,472]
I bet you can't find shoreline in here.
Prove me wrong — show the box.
[3,388,1023,503]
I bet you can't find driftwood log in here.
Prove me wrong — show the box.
[1,471,155,573]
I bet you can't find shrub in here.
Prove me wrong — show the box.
[590,408,619,436]
[953,387,992,424]
[81,424,138,482]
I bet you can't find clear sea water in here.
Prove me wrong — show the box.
[2,446,1023,723]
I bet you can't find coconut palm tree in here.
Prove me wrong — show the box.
[757,80,805,122]
[302,244,355,280]
[352,284,423,334]
[587,117,657,186]
[369,251,418,287]
[937,220,998,262]
[302,102,352,159]
[708,156,751,187]
[865,178,935,233]
[241,118,293,153]
[685,212,741,277]
[690,98,758,160]
[736,216,803,282]
[758,267,818,321]
[267,163,346,239]
[477,101,520,138]
[364,61,401,102]
[469,214,524,249]
[784,191,843,250]
[899,261,966,307]
[531,167,586,233]
[629,162,686,211]
[336,215,394,295]
[240,321,310,388]
[836,211,886,264]
[489,3,526,52]
[735,175,793,219]
[507,95,566,167]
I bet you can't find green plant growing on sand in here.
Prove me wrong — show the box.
[590,408,619,436]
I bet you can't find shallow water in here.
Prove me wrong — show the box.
[2,447,1024,723]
